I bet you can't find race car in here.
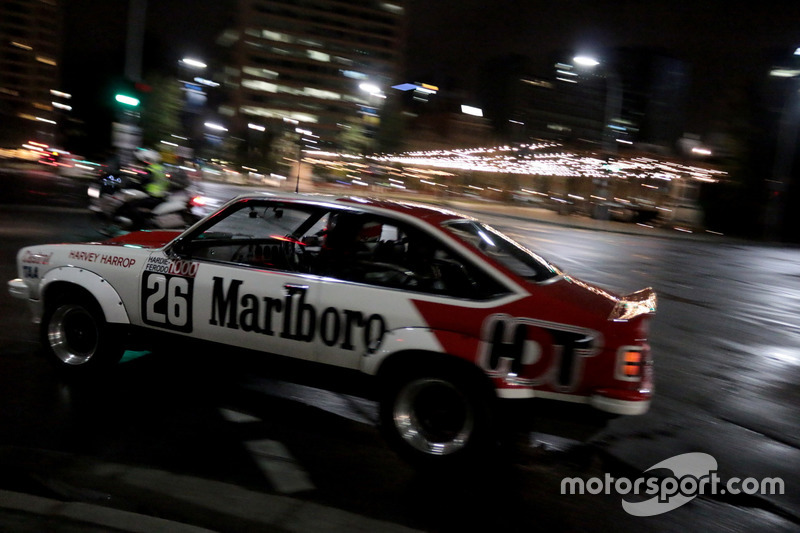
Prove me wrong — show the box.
[8,194,656,465]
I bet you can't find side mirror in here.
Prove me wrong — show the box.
[169,239,191,259]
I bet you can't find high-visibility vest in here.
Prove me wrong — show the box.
[144,163,169,197]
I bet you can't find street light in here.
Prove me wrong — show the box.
[177,57,210,161]
[765,46,800,239]
[356,81,387,155]
[573,54,622,220]
[359,82,382,97]
[573,55,600,67]
[294,127,317,193]
[180,58,207,69]
[573,55,622,153]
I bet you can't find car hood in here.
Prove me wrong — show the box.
[103,230,182,249]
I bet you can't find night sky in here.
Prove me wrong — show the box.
[62,0,800,137]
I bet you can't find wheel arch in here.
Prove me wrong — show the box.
[366,327,494,394]
[40,267,130,324]
[374,348,496,400]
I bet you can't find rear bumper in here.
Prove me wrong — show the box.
[590,394,650,415]
[591,386,652,415]
[496,386,651,416]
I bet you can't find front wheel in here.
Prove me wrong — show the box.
[379,367,494,467]
[41,296,124,372]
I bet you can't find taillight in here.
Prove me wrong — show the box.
[616,347,645,381]
[623,350,643,377]
[190,195,207,207]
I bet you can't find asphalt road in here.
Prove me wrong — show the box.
[0,179,798,532]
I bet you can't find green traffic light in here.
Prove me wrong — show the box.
[115,94,140,106]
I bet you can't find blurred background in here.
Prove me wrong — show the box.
[1,0,800,240]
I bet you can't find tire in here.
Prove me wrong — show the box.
[379,365,495,467]
[41,294,124,372]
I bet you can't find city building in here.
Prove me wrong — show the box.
[500,48,689,154]
[0,0,65,147]
[216,0,407,157]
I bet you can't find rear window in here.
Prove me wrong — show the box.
[442,220,560,282]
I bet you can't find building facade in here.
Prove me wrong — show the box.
[506,48,689,154]
[0,0,64,147]
[218,0,406,156]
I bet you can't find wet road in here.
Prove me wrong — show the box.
[0,194,798,532]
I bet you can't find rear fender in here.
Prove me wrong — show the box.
[363,327,479,376]
[40,266,130,324]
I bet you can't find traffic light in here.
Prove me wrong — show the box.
[112,77,148,108]
[115,93,140,107]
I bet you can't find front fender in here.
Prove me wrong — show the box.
[363,327,480,376]
[40,266,130,324]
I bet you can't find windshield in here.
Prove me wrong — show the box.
[443,219,560,282]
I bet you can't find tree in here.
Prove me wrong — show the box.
[140,74,184,149]
[337,121,372,155]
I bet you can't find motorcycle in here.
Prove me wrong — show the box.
[88,169,210,234]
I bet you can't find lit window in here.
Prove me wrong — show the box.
[243,66,279,79]
[262,30,289,42]
[307,50,330,63]
[242,79,278,93]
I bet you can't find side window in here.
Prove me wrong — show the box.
[314,213,508,300]
[176,201,326,272]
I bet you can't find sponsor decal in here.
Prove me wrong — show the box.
[22,265,39,279]
[22,251,52,265]
[478,314,600,391]
[141,256,198,332]
[145,256,198,278]
[141,271,194,332]
[68,249,137,268]
[209,277,387,352]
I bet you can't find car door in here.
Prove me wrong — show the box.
[311,210,511,369]
[139,199,327,361]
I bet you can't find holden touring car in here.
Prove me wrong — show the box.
[8,194,656,465]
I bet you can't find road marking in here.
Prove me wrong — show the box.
[240,376,378,425]
[219,408,315,494]
[244,439,315,494]
[219,407,261,424]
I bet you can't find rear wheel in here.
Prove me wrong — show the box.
[41,295,124,372]
[380,365,494,467]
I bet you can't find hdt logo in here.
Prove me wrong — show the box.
[478,314,600,391]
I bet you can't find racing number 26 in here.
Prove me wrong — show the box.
[141,272,194,332]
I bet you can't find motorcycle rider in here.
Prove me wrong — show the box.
[139,148,169,200]
[115,148,171,229]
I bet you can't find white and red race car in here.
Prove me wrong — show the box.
[8,194,656,465]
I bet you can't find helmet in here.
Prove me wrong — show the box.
[135,148,161,164]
